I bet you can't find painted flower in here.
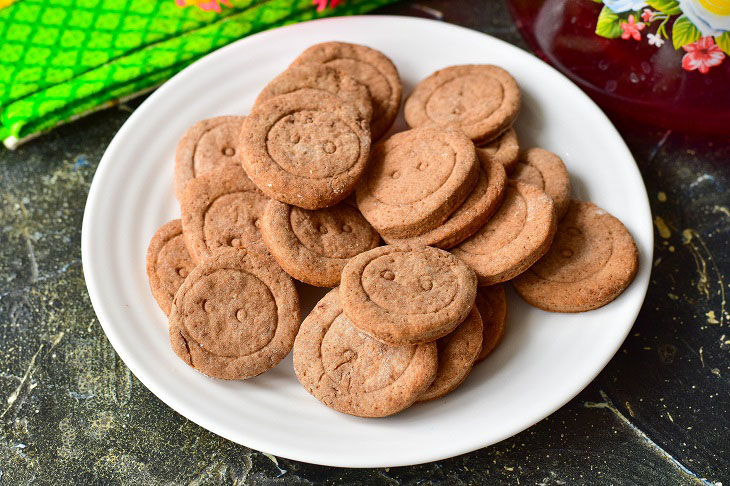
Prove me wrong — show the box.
[682,36,726,73]
[647,32,665,46]
[602,0,648,13]
[175,0,231,12]
[641,8,656,23]
[313,0,343,11]
[621,14,646,40]
[678,0,730,37]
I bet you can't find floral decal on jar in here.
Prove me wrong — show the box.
[594,0,729,73]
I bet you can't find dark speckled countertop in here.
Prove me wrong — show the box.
[0,1,728,484]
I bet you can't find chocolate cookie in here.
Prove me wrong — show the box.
[512,148,571,220]
[417,307,483,403]
[291,41,401,140]
[404,65,521,145]
[382,154,506,249]
[181,164,269,263]
[241,90,371,210]
[174,116,245,201]
[356,127,479,239]
[253,63,372,124]
[340,245,477,345]
[513,200,639,312]
[293,289,437,417]
[474,285,507,363]
[260,200,380,287]
[476,127,519,174]
[145,219,196,315]
[169,246,300,380]
[452,181,557,285]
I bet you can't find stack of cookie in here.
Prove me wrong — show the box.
[145,41,639,418]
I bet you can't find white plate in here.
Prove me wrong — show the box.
[82,16,652,468]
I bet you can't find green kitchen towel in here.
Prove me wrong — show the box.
[0,0,398,149]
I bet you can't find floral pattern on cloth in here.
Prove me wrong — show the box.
[594,0,729,74]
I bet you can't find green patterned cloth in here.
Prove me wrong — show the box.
[0,0,397,149]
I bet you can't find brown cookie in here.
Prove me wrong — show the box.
[181,164,269,263]
[452,181,557,285]
[169,246,300,380]
[145,219,196,315]
[253,63,372,124]
[512,148,571,220]
[404,65,521,145]
[291,41,401,140]
[476,127,519,175]
[356,127,479,239]
[474,284,507,363]
[340,245,477,345]
[293,288,437,418]
[417,307,483,403]
[513,200,639,312]
[260,200,381,287]
[382,154,506,249]
[241,90,371,210]
[174,116,245,201]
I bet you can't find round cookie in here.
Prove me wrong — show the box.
[181,164,269,263]
[512,148,571,220]
[404,65,521,145]
[356,127,479,239]
[174,116,245,201]
[476,127,519,175]
[340,245,478,345]
[145,219,196,315]
[253,63,372,124]
[452,181,557,285]
[260,200,381,287]
[417,307,483,403]
[241,90,371,210]
[291,41,401,140]
[382,155,506,249]
[169,246,300,380]
[293,289,437,418]
[474,284,507,363]
[513,200,639,312]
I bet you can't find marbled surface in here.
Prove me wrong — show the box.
[0,1,728,484]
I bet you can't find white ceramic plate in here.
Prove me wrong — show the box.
[82,16,653,468]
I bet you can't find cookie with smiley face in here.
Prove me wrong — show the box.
[340,245,478,345]
[293,288,437,417]
[260,199,381,287]
[474,284,507,363]
[169,246,300,380]
[241,90,371,210]
[404,65,521,145]
[146,219,196,315]
[356,127,479,239]
[181,164,270,263]
[513,200,638,312]
[511,148,571,220]
[174,116,246,202]
[476,127,519,175]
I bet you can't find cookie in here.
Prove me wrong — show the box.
[291,41,401,140]
[241,90,371,210]
[513,200,639,312]
[340,245,478,345]
[260,200,380,287]
[169,246,300,380]
[145,219,196,315]
[476,127,519,174]
[293,288,437,418]
[356,127,479,239]
[404,65,521,145]
[417,307,483,403]
[511,148,571,220]
[452,181,557,285]
[174,116,245,201]
[382,154,506,249]
[474,284,507,363]
[181,164,269,263]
